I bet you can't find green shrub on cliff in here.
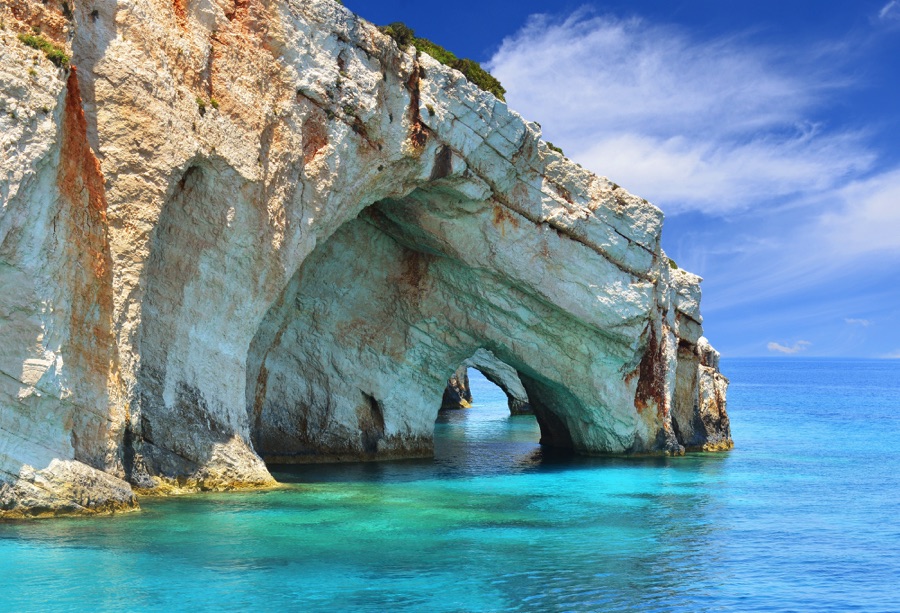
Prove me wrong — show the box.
[17,33,69,67]
[410,35,457,66]
[546,142,564,155]
[380,22,416,50]
[452,59,505,101]
[379,22,506,101]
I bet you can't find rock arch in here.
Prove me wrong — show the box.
[244,187,606,464]
[0,0,731,517]
[442,349,532,415]
[129,158,275,488]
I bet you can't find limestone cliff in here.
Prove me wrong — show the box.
[0,0,731,518]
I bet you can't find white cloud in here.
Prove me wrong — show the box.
[845,318,871,327]
[767,340,812,354]
[485,8,900,359]
[487,11,872,214]
[879,1,899,20]
[573,131,871,212]
[819,168,900,255]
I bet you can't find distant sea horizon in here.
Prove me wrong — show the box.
[1,358,897,611]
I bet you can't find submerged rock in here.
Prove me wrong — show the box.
[0,0,731,518]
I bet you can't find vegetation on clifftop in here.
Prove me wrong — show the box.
[379,22,506,101]
[546,141,565,156]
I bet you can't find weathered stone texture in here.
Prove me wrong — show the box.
[0,0,730,517]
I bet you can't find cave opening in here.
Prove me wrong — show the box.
[440,350,533,416]
[127,149,682,489]
[245,186,590,470]
[433,368,542,472]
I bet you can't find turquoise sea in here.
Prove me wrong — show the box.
[1,359,898,612]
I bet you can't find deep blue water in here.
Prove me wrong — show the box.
[1,359,898,612]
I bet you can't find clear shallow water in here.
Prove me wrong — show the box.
[2,359,899,612]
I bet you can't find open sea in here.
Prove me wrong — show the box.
[1,359,898,612]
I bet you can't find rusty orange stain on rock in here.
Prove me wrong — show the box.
[302,113,329,163]
[172,0,187,24]
[491,204,520,237]
[405,65,428,151]
[57,66,116,389]
[633,324,667,419]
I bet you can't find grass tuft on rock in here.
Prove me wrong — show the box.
[379,22,506,101]
[546,142,564,156]
[17,33,69,67]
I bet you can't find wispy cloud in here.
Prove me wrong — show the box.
[845,318,871,327]
[879,1,899,20]
[488,8,900,358]
[883,350,900,358]
[820,168,900,256]
[487,10,870,214]
[767,341,812,354]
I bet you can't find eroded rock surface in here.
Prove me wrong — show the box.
[0,460,137,519]
[0,0,731,517]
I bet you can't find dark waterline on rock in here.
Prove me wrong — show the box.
[1,361,898,612]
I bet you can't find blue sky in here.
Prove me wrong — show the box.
[344,1,900,358]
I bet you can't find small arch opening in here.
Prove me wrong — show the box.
[434,368,542,473]
[439,349,533,416]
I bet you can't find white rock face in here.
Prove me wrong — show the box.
[0,0,731,517]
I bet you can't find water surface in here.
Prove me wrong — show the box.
[1,360,898,611]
